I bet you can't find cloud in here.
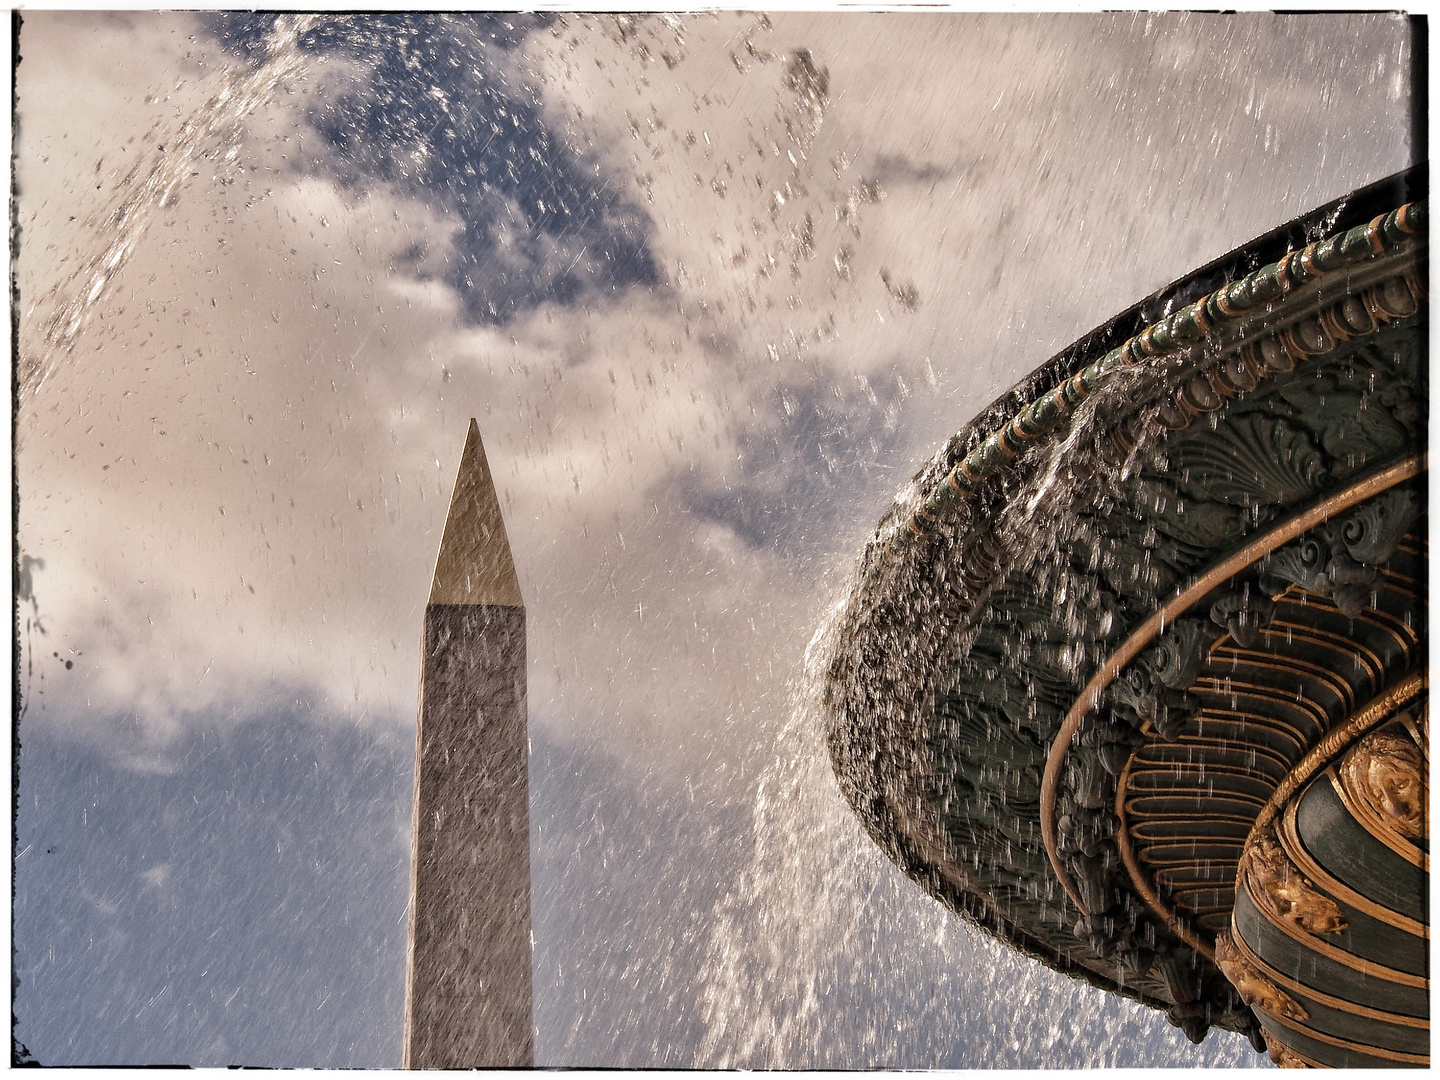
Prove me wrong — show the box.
[17,9,1417,762]
[207,13,661,326]
[681,370,912,555]
[13,11,1420,1065]
[16,5,1421,826]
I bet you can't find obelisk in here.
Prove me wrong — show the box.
[403,419,532,1069]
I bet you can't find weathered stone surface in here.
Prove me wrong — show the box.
[404,420,532,1069]
[406,605,531,1069]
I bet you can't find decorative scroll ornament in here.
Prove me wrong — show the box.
[1340,727,1425,839]
[1207,586,1277,649]
[1102,617,1218,740]
[1258,488,1420,618]
[1241,831,1347,937]
[1214,931,1309,1023]
[1336,487,1421,564]
[1169,415,1328,509]
[1268,1041,1310,1069]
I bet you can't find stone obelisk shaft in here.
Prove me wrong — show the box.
[403,419,532,1069]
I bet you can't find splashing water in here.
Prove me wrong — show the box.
[697,576,1256,1068]
[15,10,1409,1067]
[18,14,320,401]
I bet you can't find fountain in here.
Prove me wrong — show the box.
[821,167,1428,1066]
[12,10,1421,1068]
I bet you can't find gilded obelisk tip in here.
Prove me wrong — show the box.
[428,418,523,607]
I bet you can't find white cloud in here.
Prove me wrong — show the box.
[139,863,173,889]
[16,11,1416,782]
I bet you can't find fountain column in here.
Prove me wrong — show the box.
[403,419,532,1069]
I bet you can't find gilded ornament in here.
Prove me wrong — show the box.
[1340,729,1425,839]
[1268,1040,1311,1069]
[1214,931,1309,1022]
[1241,831,1347,936]
[829,179,1427,1062]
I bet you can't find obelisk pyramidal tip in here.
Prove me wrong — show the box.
[405,419,533,1070]
[429,418,523,608]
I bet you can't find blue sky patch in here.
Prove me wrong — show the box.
[210,14,661,325]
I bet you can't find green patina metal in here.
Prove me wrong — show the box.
[822,167,1428,1054]
[877,195,1427,575]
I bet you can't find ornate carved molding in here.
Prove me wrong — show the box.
[873,200,1427,574]
[1043,457,1426,916]
[1214,930,1309,1023]
[1240,831,1347,938]
[1339,727,1425,841]
[823,170,1428,1054]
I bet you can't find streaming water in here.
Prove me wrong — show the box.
[18,14,320,402]
[696,575,1255,1068]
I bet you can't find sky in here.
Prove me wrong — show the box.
[11,10,1418,1069]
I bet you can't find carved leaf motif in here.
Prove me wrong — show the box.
[1067,848,1119,915]
[1144,618,1219,689]
[1151,947,1202,1005]
[1276,381,1410,476]
[1376,383,1422,427]
[1242,831,1347,936]
[1258,489,1417,616]
[1340,488,1420,566]
[1065,751,1112,810]
[1260,533,1333,595]
[1134,475,1252,549]
[1214,931,1309,1023]
[1340,728,1425,839]
[1210,588,1277,648]
[1316,397,1409,475]
[1106,665,1201,740]
[1169,415,1328,509]
[1155,497,1249,549]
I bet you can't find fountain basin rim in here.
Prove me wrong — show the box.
[823,166,1429,1040]
[868,190,1428,577]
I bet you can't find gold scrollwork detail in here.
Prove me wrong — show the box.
[1215,930,1309,1022]
[1045,462,1426,917]
[1241,831,1347,937]
[1268,1039,1312,1069]
[1339,724,1426,839]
